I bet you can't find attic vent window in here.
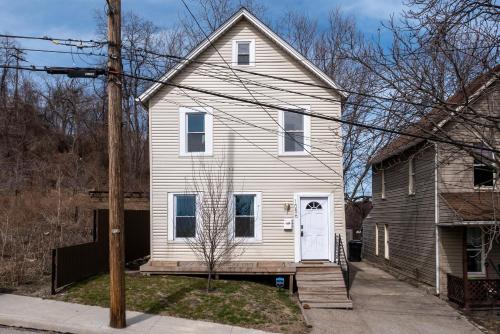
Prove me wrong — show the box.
[305,201,322,210]
[232,40,255,66]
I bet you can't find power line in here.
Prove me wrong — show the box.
[0,33,106,48]
[4,44,497,119]
[3,63,500,154]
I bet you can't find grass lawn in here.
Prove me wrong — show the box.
[54,273,307,333]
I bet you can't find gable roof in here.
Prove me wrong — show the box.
[137,8,347,104]
[369,64,500,165]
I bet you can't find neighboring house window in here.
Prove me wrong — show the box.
[466,227,485,276]
[232,192,262,241]
[179,107,213,155]
[375,224,379,256]
[278,107,311,155]
[408,157,416,195]
[473,142,496,188]
[232,40,255,66]
[173,194,197,239]
[381,169,386,199]
[384,224,389,259]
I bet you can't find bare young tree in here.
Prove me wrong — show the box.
[185,157,242,291]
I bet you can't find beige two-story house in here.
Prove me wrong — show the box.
[137,9,349,306]
[363,65,500,308]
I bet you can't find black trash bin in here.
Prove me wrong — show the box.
[348,240,362,262]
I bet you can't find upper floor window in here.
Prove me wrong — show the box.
[381,169,386,199]
[179,107,213,156]
[473,143,496,188]
[278,107,311,155]
[408,157,415,195]
[232,40,255,66]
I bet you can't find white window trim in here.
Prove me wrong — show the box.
[473,158,497,190]
[375,224,379,256]
[278,106,311,156]
[179,106,213,156]
[232,39,255,66]
[408,157,416,195]
[230,192,262,243]
[466,227,486,277]
[167,192,201,242]
[384,224,389,259]
[381,169,386,200]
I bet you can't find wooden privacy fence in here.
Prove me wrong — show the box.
[51,209,150,294]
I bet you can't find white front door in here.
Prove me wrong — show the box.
[300,197,329,260]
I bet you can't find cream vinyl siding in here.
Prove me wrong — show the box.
[148,17,345,262]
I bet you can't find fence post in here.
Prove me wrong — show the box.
[51,249,56,295]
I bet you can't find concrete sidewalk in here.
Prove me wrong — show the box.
[0,294,268,334]
[304,262,483,334]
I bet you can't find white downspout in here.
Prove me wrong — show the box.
[434,143,440,296]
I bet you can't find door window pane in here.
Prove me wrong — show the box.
[466,227,483,274]
[175,195,196,238]
[186,113,205,152]
[234,195,255,238]
[283,111,305,152]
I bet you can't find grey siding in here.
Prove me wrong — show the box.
[363,145,436,286]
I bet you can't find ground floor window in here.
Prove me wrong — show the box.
[384,224,389,259]
[171,194,197,239]
[232,192,262,241]
[466,227,485,276]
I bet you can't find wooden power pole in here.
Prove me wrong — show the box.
[107,0,126,328]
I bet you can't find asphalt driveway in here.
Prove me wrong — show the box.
[304,261,482,334]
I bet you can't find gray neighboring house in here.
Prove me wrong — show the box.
[363,65,500,308]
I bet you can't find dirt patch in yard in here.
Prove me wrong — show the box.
[53,273,308,334]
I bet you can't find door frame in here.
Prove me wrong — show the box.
[294,192,334,263]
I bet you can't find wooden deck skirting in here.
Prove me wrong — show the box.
[140,261,297,275]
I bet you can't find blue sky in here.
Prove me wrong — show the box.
[0,0,404,67]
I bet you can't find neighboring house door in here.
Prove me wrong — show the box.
[300,197,329,260]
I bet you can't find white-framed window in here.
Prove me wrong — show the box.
[375,223,379,256]
[278,106,311,155]
[167,193,199,241]
[232,39,255,66]
[381,169,386,199]
[466,227,485,276]
[408,157,416,195]
[179,107,213,156]
[384,224,389,259]
[472,143,496,188]
[232,192,262,242]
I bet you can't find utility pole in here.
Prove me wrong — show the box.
[107,0,126,328]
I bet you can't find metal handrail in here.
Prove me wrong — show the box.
[336,234,350,298]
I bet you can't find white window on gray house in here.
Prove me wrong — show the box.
[174,194,197,238]
[381,169,386,199]
[466,227,485,276]
[234,194,255,238]
[279,108,311,155]
[232,40,255,66]
[186,113,205,152]
[473,143,496,187]
[408,157,416,195]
